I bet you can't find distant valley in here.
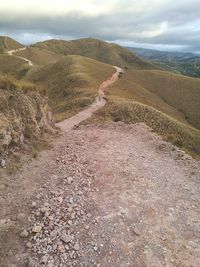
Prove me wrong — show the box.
[128,47,200,78]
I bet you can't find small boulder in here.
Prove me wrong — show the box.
[61,234,73,243]
[57,197,63,203]
[31,201,37,208]
[74,243,80,251]
[32,225,42,233]
[26,242,32,248]
[67,177,73,184]
[41,207,48,214]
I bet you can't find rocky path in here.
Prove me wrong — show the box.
[57,66,122,131]
[1,51,200,266]
[2,122,199,267]
[6,47,33,66]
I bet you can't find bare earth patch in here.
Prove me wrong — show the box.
[1,122,200,266]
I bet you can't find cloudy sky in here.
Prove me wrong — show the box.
[0,0,200,52]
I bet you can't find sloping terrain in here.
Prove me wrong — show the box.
[128,47,200,78]
[14,46,62,66]
[86,69,200,157]
[27,55,114,121]
[0,54,29,78]
[1,36,200,267]
[128,47,198,61]
[110,69,200,129]
[2,36,199,157]
[91,100,200,158]
[32,38,156,69]
[0,36,23,53]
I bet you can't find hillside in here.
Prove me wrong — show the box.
[125,70,200,129]
[27,55,114,121]
[110,69,200,129]
[0,36,23,53]
[0,54,30,78]
[86,68,200,157]
[128,47,200,78]
[32,38,156,69]
[0,36,200,157]
[1,37,200,267]
[14,46,62,66]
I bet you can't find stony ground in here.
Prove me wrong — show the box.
[1,64,200,266]
[1,122,200,267]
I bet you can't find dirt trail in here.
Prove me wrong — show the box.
[1,122,199,267]
[1,56,200,266]
[6,47,33,66]
[57,66,122,131]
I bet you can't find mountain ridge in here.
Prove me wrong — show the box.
[0,36,200,157]
[0,36,24,53]
[31,38,156,69]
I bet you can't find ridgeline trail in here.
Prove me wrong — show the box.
[57,66,123,131]
[1,47,200,267]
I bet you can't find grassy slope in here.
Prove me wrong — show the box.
[0,36,23,53]
[27,55,114,121]
[121,70,200,129]
[32,38,156,69]
[0,54,31,79]
[1,37,200,157]
[14,46,62,66]
[86,68,200,158]
[91,99,200,158]
[108,70,188,125]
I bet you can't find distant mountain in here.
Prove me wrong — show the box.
[127,47,198,61]
[32,38,156,70]
[127,47,200,78]
[0,36,24,53]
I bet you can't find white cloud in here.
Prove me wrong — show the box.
[0,0,115,16]
[0,0,200,52]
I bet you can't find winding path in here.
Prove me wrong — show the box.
[57,66,123,131]
[6,47,33,66]
[6,45,122,129]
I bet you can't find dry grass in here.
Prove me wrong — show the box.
[0,36,23,53]
[33,38,156,69]
[0,54,29,78]
[27,55,114,121]
[15,46,62,66]
[88,68,200,157]
[0,74,46,95]
[1,37,200,158]
[109,69,200,129]
[90,98,200,159]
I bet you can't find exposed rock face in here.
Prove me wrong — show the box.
[0,86,55,153]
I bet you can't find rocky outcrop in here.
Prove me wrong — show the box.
[0,84,55,153]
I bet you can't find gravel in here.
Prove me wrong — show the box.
[4,122,200,266]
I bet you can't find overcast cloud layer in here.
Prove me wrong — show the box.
[0,0,200,52]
